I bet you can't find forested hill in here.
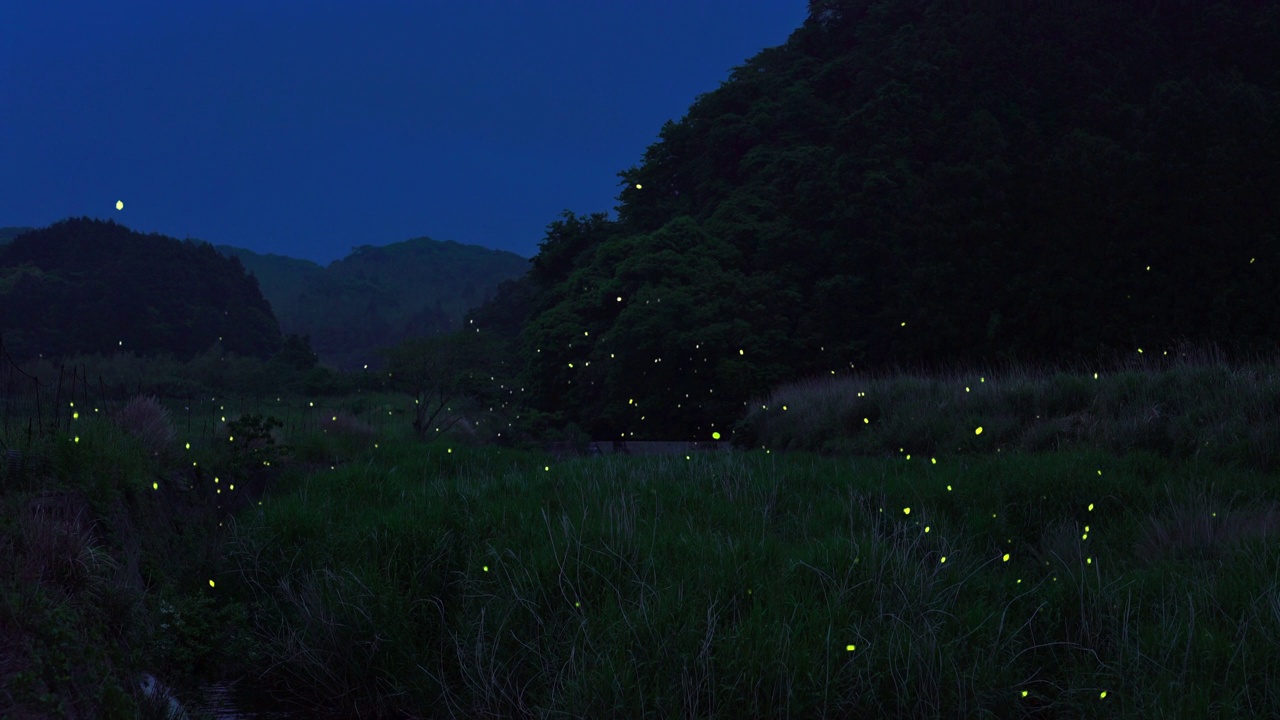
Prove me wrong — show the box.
[210,245,324,352]
[0,227,35,245]
[0,218,281,361]
[216,238,531,371]
[466,0,1280,442]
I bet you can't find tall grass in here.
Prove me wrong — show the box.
[4,337,1279,717]
[734,338,1280,473]
[0,390,438,717]
[215,438,1279,717]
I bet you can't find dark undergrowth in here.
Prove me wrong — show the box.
[2,341,1278,718]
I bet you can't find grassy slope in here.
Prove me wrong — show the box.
[3,344,1280,718]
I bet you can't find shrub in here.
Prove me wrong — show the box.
[110,395,176,458]
[223,414,286,468]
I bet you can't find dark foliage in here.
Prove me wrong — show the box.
[272,334,319,372]
[0,218,282,361]
[233,237,531,371]
[464,0,1280,440]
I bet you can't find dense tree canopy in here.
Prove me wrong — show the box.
[7,1,1277,449]
[0,218,282,361]
[466,0,1280,441]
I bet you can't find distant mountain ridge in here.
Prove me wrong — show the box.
[209,245,323,339]
[213,236,532,370]
[2,220,530,370]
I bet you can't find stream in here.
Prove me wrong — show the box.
[142,674,315,719]
[187,681,305,719]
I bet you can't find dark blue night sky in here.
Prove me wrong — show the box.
[1,1,807,265]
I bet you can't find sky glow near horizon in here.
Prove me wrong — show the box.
[0,1,807,265]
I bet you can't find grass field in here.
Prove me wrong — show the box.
[2,341,1278,718]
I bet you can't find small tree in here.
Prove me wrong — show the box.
[258,333,321,395]
[274,333,319,371]
[376,329,504,442]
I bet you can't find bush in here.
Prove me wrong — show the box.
[141,591,265,685]
[302,366,351,396]
[109,395,176,459]
[224,414,286,469]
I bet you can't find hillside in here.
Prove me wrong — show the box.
[211,245,324,340]
[0,218,281,361]
[462,0,1280,442]
[0,227,36,245]
[0,222,529,371]
[215,237,531,370]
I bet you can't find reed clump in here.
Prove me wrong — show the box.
[109,394,177,460]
